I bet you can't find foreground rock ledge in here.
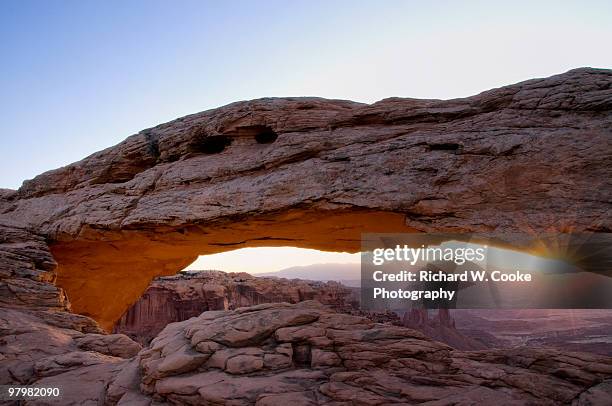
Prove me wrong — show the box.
[105,301,612,405]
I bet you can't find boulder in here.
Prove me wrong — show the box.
[110,301,612,405]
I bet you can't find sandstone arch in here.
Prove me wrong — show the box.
[1,68,610,331]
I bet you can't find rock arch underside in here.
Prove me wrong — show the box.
[0,68,611,404]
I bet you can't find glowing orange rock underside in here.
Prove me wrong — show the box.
[51,210,414,331]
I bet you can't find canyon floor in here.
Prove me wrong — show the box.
[454,309,612,356]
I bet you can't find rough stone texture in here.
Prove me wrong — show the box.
[1,220,607,404]
[114,270,359,344]
[0,69,610,404]
[0,68,609,329]
[0,223,67,311]
[0,222,141,403]
[107,301,612,405]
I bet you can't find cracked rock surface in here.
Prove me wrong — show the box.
[109,301,612,405]
[0,222,141,404]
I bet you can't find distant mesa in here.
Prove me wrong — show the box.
[257,262,361,286]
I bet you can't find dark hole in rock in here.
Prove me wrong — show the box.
[292,343,312,367]
[193,135,232,154]
[428,143,461,152]
[166,154,180,162]
[254,127,278,144]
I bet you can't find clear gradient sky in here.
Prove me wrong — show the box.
[2,0,611,190]
[185,247,361,274]
[1,1,610,272]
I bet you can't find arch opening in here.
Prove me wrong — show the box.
[48,206,605,332]
[108,241,598,345]
[182,246,360,276]
[49,209,414,331]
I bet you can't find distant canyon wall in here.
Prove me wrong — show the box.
[114,271,360,343]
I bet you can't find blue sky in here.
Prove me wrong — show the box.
[1,1,610,190]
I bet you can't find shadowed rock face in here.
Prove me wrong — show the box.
[114,271,359,344]
[0,222,141,398]
[0,69,611,404]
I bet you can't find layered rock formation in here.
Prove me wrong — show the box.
[114,271,359,344]
[0,68,610,404]
[0,222,141,402]
[0,68,609,329]
[108,301,612,405]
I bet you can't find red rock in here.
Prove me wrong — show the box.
[113,270,358,344]
[0,68,608,329]
[118,301,612,405]
[0,69,610,404]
